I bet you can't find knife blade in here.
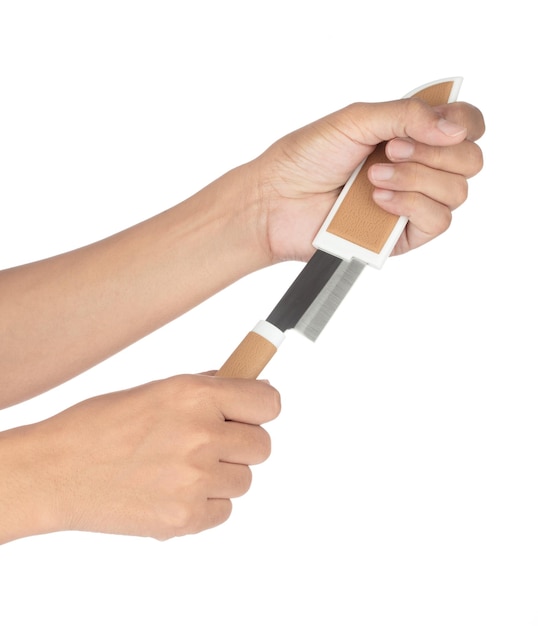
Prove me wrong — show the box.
[217,77,462,379]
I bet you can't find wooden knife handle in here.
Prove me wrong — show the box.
[314,78,462,269]
[216,321,285,379]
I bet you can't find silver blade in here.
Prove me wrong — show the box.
[294,257,365,341]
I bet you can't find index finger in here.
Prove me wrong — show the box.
[201,375,282,426]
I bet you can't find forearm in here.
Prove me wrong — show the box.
[0,163,268,408]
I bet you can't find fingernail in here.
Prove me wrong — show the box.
[388,138,415,159]
[437,117,466,137]
[370,164,394,181]
[373,188,394,202]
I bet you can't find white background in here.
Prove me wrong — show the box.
[0,1,536,624]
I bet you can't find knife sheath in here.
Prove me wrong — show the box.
[313,78,461,268]
[327,81,456,253]
[217,78,461,379]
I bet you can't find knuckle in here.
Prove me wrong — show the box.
[153,502,199,540]
[429,145,445,169]
[457,102,486,140]
[401,97,430,128]
[155,374,201,406]
[214,500,233,527]
[186,423,219,459]
[166,374,219,419]
[253,382,282,423]
[170,511,197,538]
[244,425,273,464]
[405,96,429,116]
[451,176,468,208]
[467,142,484,176]
[437,207,453,234]
[394,162,419,192]
[182,500,233,535]
[257,428,272,461]
[209,498,233,532]
[268,386,282,419]
[409,162,420,188]
[237,466,253,495]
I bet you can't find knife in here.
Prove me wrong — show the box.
[217,77,462,379]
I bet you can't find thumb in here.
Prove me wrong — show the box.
[335,98,467,148]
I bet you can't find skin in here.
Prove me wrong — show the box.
[0,97,485,543]
[0,375,279,543]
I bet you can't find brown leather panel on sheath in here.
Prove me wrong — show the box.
[326,81,455,253]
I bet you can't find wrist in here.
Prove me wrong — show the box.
[164,160,273,298]
[0,423,63,544]
[202,161,273,271]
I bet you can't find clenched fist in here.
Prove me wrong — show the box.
[0,374,280,543]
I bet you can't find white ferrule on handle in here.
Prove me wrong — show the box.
[252,320,286,348]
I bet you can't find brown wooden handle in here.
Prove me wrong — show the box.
[216,323,284,379]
